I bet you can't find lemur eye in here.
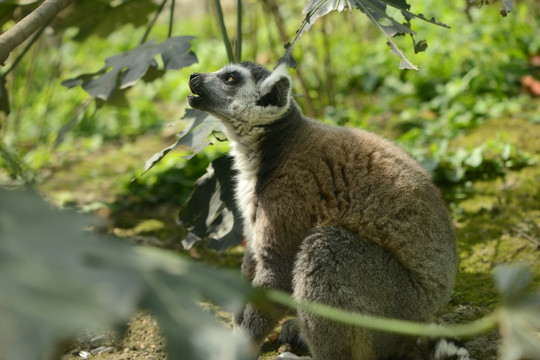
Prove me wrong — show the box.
[226,74,235,83]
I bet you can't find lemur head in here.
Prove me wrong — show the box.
[187,62,292,129]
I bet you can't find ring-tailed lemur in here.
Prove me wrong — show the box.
[187,62,472,360]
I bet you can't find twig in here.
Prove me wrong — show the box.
[236,0,242,62]
[141,0,168,44]
[0,0,74,66]
[267,289,499,338]
[214,0,235,63]
[512,226,540,248]
[168,0,175,38]
[262,0,317,116]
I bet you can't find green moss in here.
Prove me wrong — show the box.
[452,116,540,154]
[451,117,540,312]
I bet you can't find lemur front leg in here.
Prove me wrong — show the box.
[234,248,294,352]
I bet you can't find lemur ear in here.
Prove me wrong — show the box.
[256,65,291,108]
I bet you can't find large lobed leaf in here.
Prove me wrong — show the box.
[54,0,159,41]
[134,108,223,180]
[0,188,251,360]
[135,109,242,252]
[178,155,244,252]
[281,0,448,70]
[62,36,198,101]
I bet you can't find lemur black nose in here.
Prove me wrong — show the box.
[189,73,202,93]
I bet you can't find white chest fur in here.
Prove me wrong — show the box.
[230,143,259,245]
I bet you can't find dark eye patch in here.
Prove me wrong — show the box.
[221,71,242,85]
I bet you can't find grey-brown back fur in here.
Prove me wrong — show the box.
[187,63,458,360]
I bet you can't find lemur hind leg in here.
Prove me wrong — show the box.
[292,226,423,360]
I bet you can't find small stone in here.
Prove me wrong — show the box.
[278,343,292,353]
[278,352,300,359]
[98,347,114,355]
[78,351,91,359]
[90,346,106,355]
[90,335,107,345]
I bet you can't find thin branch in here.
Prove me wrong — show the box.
[214,0,235,63]
[267,289,499,338]
[263,0,317,116]
[141,0,168,44]
[0,0,74,66]
[236,0,242,62]
[168,0,176,38]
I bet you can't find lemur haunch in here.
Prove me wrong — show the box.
[188,63,470,360]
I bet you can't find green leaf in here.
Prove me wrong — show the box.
[132,247,252,360]
[354,0,414,38]
[500,0,513,16]
[133,109,220,180]
[280,0,349,66]
[285,0,447,69]
[387,40,418,70]
[493,264,532,303]
[464,147,484,168]
[502,143,512,161]
[413,39,428,53]
[500,307,540,360]
[0,188,144,360]
[0,188,252,360]
[54,0,159,41]
[160,35,200,70]
[178,155,244,251]
[63,36,197,101]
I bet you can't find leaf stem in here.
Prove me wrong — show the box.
[278,0,329,65]
[214,0,235,63]
[267,289,498,338]
[353,0,418,70]
[168,0,175,38]
[236,0,242,62]
[141,0,168,44]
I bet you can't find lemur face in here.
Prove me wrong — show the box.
[188,63,291,127]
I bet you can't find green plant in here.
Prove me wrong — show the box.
[0,188,253,360]
[1,1,539,359]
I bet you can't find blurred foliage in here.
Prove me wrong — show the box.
[0,188,252,360]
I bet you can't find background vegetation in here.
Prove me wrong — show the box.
[1,0,539,359]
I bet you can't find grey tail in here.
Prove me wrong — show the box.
[430,339,475,360]
[389,338,476,360]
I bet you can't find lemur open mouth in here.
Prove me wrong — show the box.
[187,73,206,109]
[188,83,201,97]
[188,73,204,97]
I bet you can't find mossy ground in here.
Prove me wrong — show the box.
[40,115,539,360]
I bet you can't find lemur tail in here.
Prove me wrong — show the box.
[431,339,475,360]
[404,338,475,360]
